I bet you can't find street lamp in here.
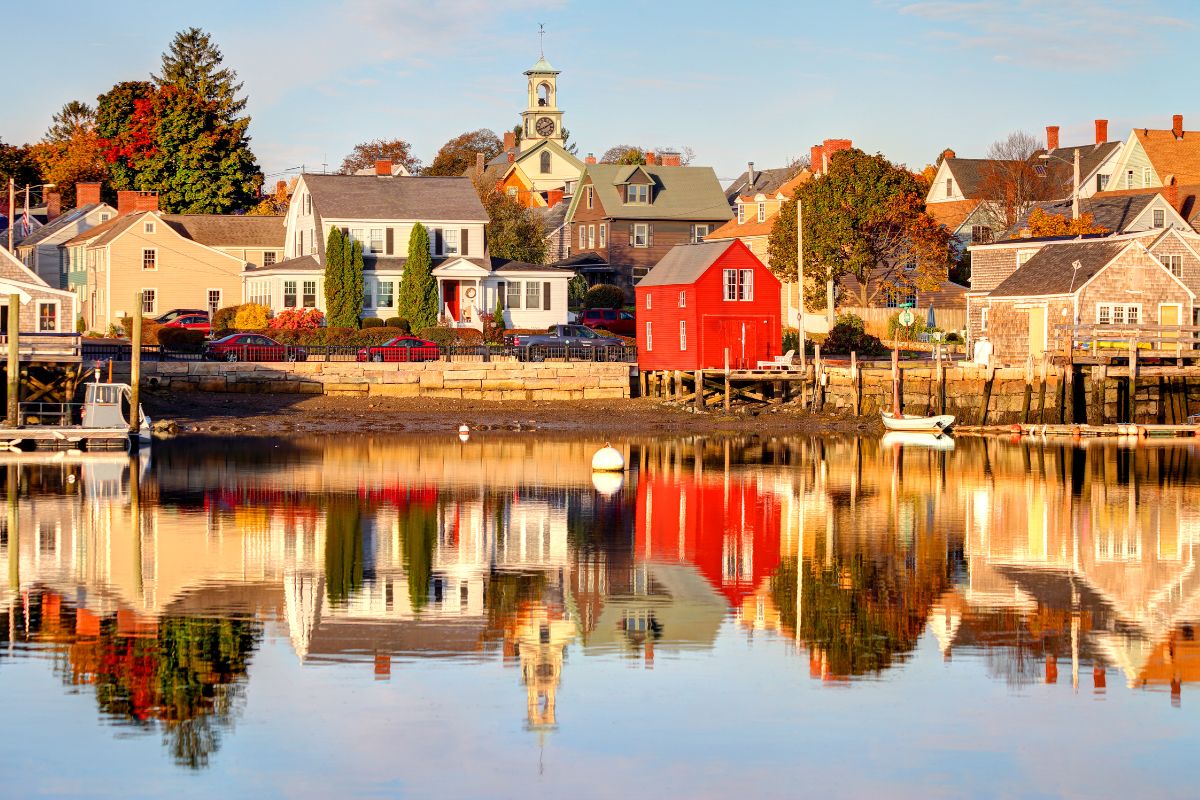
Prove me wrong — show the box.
[1038,148,1081,221]
[6,180,56,252]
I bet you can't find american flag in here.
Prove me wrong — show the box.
[18,206,31,238]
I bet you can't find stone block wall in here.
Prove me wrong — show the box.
[140,360,634,400]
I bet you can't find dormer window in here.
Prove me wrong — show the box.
[945,178,953,196]
[143,221,155,234]
[757,202,766,223]
[586,185,593,209]
[1153,208,1165,228]
[627,184,649,204]
[737,204,745,224]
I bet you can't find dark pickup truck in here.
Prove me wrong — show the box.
[507,325,629,361]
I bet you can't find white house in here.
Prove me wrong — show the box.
[245,168,573,330]
[14,187,117,290]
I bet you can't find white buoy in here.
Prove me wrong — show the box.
[591,471,624,496]
[458,423,470,442]
[591,442,625,472]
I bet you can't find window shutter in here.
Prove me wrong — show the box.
[647,224,654,246]
[340,227,349,237]
[461,229,469,256]
[543,281,551,310]
[434,229,443,255]
[497,282,505,309]
[385,228,394,255]
[629,225,634,246]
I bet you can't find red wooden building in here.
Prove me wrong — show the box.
[634,239,781,371]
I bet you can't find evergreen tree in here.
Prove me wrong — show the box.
[399,223,438,330]
[45,101,95,144]
[324,227,347,325]
[154,27,247,119]
[493,293,506,331]
[347,239,365,326]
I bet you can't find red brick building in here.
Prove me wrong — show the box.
[634,239,781,371]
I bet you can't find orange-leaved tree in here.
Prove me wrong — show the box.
[1026,208,1109,237]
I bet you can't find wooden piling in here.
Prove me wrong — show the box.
[1021,354,1033,423]
[130,294,142,436]
[674,370,682,401]
[979,365,995,426]
[1036,356,1048,423]
[1129,340,1138,423]
[724,348,731,413]
[814,345,824,412]
[694,370,704,410]
[639,371,647,398]
[851,351,861,416]
[1087,365,1105,426]
[6,294,17,427]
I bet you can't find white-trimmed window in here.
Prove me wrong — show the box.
[679,320,687,351]
[143,220,155,234]
[627,184,649,204]
[376,281,394,308]
[579,226,586,249]
[757,202,766,223]
[945,178,953,197]
[645,293,652,310]
[692,224,711,243]
[1017,249,1037,266]
[737,204,745,224]
[740,269,754,301]
[633,223,649,247]
[37,301,59,332]
[263,251,277,266]
[1143,167,1153,187]
[586,185,593,209]
[369,228,384,253]
[207,289,222,316]
[525,281,541,309]
[304,193,312,215]
[303,280,318,307]
[142,248,156,270]
[1153,209,1166,228]
[141,289,157,315]
[350,228,364,245]
[1126,169,1134,189]
[283,280,298,307]
[444,229,459,255]
[645,321,653,351]
[363,282,374,309]
[588,225,595,249]
[506,281,522,309]
[1097,174,1109,191]
[679,290,686,308]
[599,223,607,248]
[1161,253,1183,277]
[1097,303,1140,325]
[723,269,754,301]
[980,307,989,332]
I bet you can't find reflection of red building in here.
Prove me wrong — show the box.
[635,473,782,606]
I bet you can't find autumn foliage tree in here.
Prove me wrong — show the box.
[248,177,295,216]
[1025,208,1109,237]
[471,173,547,265]
[340,139,421,175]
[425,129,502,176]
[978,130,1065,230]
[767,148,956,309]
[30,101,108,207]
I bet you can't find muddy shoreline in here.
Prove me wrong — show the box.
[141,390,883,438]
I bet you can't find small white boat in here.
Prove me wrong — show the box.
[881,411,956,433]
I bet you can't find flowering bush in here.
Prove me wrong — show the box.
[233,303,270,330]
[268,307,325,331]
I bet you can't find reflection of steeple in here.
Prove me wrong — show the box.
[284,571,324,663]
[515,605,575,733]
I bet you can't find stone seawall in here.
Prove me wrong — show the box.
[139,360,634,400]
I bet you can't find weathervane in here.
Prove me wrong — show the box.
[538,23,545,58]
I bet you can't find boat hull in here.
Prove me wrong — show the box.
[881,412,955,433]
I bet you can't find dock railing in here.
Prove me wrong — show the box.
[81,342,639,365]
[1051,324,1200,360]
[0,332,82,362]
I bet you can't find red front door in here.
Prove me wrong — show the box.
[445,281,460,321]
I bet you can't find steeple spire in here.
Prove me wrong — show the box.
[538,23,545,60]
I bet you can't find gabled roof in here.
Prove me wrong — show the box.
[1094,184,1200,225]
[723,166,802,204]
[638,240,735,287]
[244,253,490,274]
[569,164,732,223]
[62,212,143,247]
[532,203,568,232]
[988,240,1130,297]
[16,203,110,248]
[1005,194,1163,238]
[486,138,583,171]
[489,256,573,274]
[927,199,982,232]
[303,174,488,222]
[942,157,1010,199]
[162,214,285,248]
[1134,127,1200,185]
[1035,141,1122,186]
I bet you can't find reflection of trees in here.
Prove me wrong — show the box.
[399,504,437,612]
[485,571,548,641]
[324,501,363,604]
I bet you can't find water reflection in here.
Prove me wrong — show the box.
[1,434,1198,777]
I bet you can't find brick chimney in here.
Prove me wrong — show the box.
[942,148,956,161]
[117,190,158,215]
[546,188,564,207]
[45,192,61,222]
[375,159,393,176]
[75,182,101,207]
[1173,114,1184,139]
[1094,119,1108,144]
[1046,125,1060,151]
[644,150,656,166]
[585,153,596,165]
[810,144,824,176]
[1164,175,1179,210]
[821,139,853,171]
[660,151,681,167]
[503,130,516,151]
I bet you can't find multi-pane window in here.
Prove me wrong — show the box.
[1126,170,1134,189]
[370,228,384,253]
[1097,174,1109,191]
[363,282,374,309]
[444,229,459,255]
[723,269,754,301]
[303,280,318,307]
[945,178,953,197]
[626,184,649,204]
[971,225,993,243]
[586,186,593,209]
[540,151,552,174]
[645,321,653,351]
[37,302,57,332]
[142,249,156,270]
[645,293,652,310]
[599,224,607,248]
[284,281,298,307]
[679,290,686,308]
[633,223,649,247]
[588,225,595,249]
[1161,254,1183,277]
[980,307,989,332]
[885,289,917,308]
[525,281,541,309]
[1097,303,1140,325]
[1143,167,1153,187]
[350,228,364,245]
[679,320,687,351]
[377,281,394,308]
[757,203,766,223]
[141,289,156,315]
[1153,209,1166,228]
[692,224,710,243]
[207,290,221,316]
[263,251,277,266]
[579,226,586,249]
[144,221,155,234]
[506,281,522,309]
[737,204,745,224]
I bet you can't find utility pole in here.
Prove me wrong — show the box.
[6,294,18,427]
[1071,148,1081,221]
[130,291,142,438]
[797,199,806,375]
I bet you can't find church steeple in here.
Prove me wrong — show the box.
[519,28,565,152]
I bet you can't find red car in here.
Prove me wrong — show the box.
[357,336,440,363]
[204,333,307,362]
[579,308,635,336]
[162,313,211,335]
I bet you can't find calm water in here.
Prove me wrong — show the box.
[0,433,1197,799]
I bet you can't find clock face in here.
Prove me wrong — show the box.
[535,116,555,137]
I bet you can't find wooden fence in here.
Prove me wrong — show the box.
[839,306,967,339]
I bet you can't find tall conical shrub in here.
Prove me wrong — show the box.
[399,222,438,330]
[324,227,346,324]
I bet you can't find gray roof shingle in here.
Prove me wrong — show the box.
[988,240,1130,297]
[304,174,488,222]
[163,214,285,248]
[580,164,731,222]
[638,241,731,287]
[724,166,799,203]
[1005,194,1158,238]
[15,204,101,247]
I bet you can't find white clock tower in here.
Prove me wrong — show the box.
[520,55,565,152]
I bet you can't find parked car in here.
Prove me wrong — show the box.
[161,313,211,335]
[203,333,307,362]
[356,336,440,363]
[154,308,207,324]
[507,324,627,361]
[579,308,635,336]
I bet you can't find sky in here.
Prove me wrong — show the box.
[4,0,1199,186]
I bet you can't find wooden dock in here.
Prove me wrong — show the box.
[0,426,132,451]
[956,422,1200,439]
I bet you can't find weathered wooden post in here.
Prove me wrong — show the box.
[6,294,18,428]
[6,463,17,591]
[1088,365,1106,427]
[130,292,142,437]
[980,365,995,426]
[639,371,647,398]
[1022,354,1034,423]
[673,369,682,402]
[851,351,861,416]
[814,344,824,412]
[724,348,731,413]
[936,348,946,416]
[1129,338,1139,423]
[694,369,704,410]
[1037,353,1048,423]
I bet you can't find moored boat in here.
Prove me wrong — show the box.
[881,411,956,433]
